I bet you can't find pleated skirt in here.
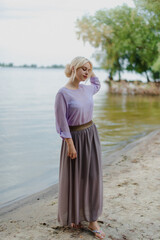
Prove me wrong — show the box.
[57,122,103,226]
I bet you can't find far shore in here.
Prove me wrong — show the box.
[0,65,101,70]
[106,80,160,96]
[0,129,160,240]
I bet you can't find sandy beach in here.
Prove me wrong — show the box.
[0,129,160,240]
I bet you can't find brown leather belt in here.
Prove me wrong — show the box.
[69,120,93,131]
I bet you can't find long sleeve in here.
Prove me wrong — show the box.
[54,92,72,139]
[90,76,101,95]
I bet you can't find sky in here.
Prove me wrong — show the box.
[0,0,135,66]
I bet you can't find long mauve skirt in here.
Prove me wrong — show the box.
[57,122,103,226]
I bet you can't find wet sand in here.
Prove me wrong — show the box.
[0,129,160,240]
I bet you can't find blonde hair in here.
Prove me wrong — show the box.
[64,56,93,81]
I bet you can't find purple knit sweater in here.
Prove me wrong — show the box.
[55,77,101,139]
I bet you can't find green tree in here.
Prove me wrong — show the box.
[30,64,37,68]
[134,0,160,79]
[76,4,160,81]
[134,0,160,19]
[8,63,13,67]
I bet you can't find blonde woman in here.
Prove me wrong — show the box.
[55,56,105,239]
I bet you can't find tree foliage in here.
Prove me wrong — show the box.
[76,3,160,81]
[134,0,160,19]
[134,0,160,78]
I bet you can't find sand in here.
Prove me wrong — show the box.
[0,129,160,240]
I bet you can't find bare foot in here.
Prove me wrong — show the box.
[88,221,105,239]
[70,222,82,229]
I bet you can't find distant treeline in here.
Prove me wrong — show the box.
[0,63,65,69]
[0,62,101,70]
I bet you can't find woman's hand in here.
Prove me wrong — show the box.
[90,71,96,78]
[65,138,77,159]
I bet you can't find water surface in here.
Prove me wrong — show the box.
[0,68,159,207]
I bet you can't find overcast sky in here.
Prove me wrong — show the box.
[0,0,135,66]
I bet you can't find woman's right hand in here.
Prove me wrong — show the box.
[90,71,96,78]
[65,138,77,159]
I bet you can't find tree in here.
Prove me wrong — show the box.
[152,43,160,72]
[134,0,160,80]
[134,0,160,19]
[76,4,160,81]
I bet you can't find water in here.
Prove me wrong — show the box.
[95,94,160,155]
[0,68,160,208]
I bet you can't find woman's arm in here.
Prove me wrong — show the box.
[89,71,101,95]
[55,92,72,139]
[55,92,77,159]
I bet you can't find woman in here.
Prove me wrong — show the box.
[54,56,105,239]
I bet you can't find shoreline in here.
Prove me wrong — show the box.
[0,184,58,217]
[0,129,157,214]
[108,81,160,96]
[0,128,157,212]
[0,129,160,239]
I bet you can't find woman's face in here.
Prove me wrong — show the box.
[75,62,92,82]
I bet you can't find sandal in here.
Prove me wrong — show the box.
[88,227,105,239]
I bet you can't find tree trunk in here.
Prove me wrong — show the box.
[109,71,113,81]
[145,71,150,82]
[118,70,121,81]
